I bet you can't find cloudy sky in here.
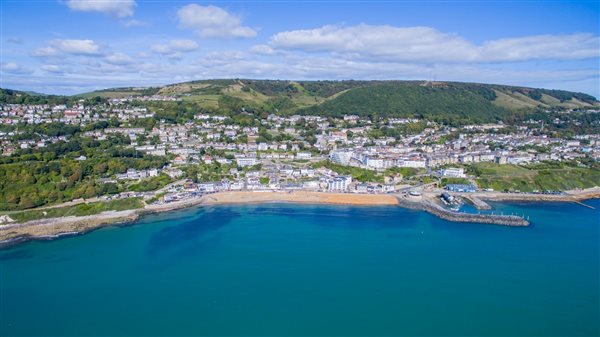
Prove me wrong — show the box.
[1,0,598,96]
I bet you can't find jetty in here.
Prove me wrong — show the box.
[396,195,529,227]
[422,200,529,226]
[463,195,492,210]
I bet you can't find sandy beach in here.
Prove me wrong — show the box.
[202,191,400,206]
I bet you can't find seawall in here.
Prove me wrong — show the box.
[423,200,529,226]
[397,197,529,227]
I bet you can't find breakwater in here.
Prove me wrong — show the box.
[423,201,529,226]
[397,197,529,226]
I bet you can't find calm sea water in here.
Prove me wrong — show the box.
[0,200,598,336]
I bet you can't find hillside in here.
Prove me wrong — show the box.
[297,84,508,123]
[0,88,71,105]
[5,80,598,123]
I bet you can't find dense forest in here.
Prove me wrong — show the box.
[0,133,167,211]
[298,84,508,124]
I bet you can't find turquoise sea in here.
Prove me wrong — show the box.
[0,199,598,336]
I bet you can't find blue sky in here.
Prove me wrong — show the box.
[1,0,598,96]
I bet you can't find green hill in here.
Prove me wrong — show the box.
[5,80,598,123]
[79,80,598,115]
[297,84,508,123]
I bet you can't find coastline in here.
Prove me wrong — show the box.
[0,210,139,248]
[0,191,398,248]
[1,188,598,248]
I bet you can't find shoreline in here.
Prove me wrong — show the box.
[1,189,598,248]
[0,210,139,248]
[0,192,398,248]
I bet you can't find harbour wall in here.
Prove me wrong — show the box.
[397,197,529,227]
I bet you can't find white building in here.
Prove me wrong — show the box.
[441,168,466,178]
[328,176,352,192]
[507,155,533,164]
[296,152,312,159]
[365,157,384,170]
[330,150,353,165]
[236,157,258,167]
[397,159,427,168]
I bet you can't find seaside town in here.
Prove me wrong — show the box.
[3,2,600,336]
[1,94,599,214]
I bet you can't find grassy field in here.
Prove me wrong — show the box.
[384,167,425,179]
[10,198,144,223]
[223,84,270,103]
[440,177,472,187]
[469,162,600,192]
[492,90,543,110]
[158,83,211,95]
[181,94,221,108]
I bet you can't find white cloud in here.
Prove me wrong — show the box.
[270,24,600,63]
[1,62,33,75]
[65,0,136,18]
[41,64,68,74]
[479,33,599,62]
[32,39,103,57]
[50,39,103,55]
[169,39,199,52]
[32,46,62,57]
[270,25,475,62]
[176,4,257,39]
[250,44,275,55]
[7,24,598,98]
[105,52,134,65]
[151,39,199,58]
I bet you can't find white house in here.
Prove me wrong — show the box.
[296,152,312,159]
[441,168,466,178]
[330,150,353,165]
[236,157,258,167]
[328,176,352,192]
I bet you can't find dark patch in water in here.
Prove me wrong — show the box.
[0,249,34,261]
[145,207,239,257]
